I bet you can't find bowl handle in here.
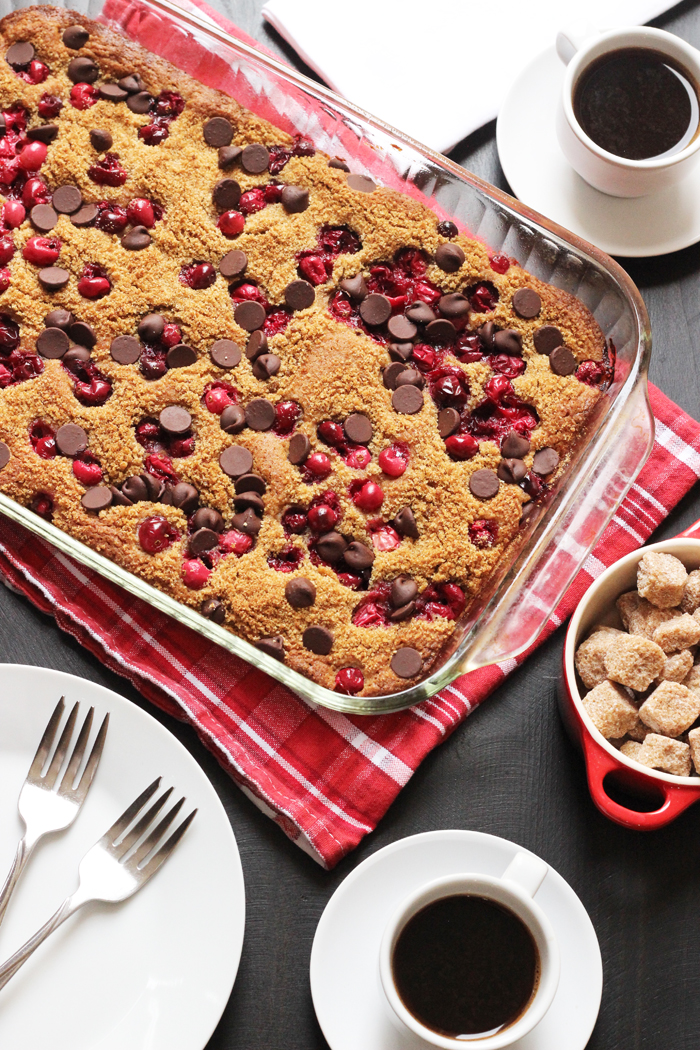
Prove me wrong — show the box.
[678,517,700,540]
[582,731,699,829]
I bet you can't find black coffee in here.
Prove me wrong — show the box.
[574,47,699,160]
[392,894,539,1039]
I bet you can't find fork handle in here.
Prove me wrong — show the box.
[0,894,81,990]
[0,835,35,930]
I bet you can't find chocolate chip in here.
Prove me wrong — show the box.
[532,447,560,476]
[315,531,347,564]
[164,482,199,514]
[344,413,372,445]
[110,485,131,507]
[0,441,11,469]
[159,406,191,434]
[126,91,153,114]
[359,293,391,327]
[392,385,423,414]
[45,309,73,330]
[256,635,285,661]
[469,468,500,500]
[405,302,436,325]
[477,321,497,350]
[89,128,112,152]
[520,501,536,526]
[285,577,316,609]
[394,506,418,539]
[166,344,197,368]
[512,288,541,319]
[36,327,69,359]
[63,25,89,49]
[68,56,98,84]
[99,82,128,102]
[234,473,266,495]
[204,116,234,147]
[386,314,417,341]
[328,157,349,171]
[339,274,367,301]
[344,541,374,571]
[110,335,141,364]
[218,145,242,168]
[192,507,224,532]
[56,423,87,456]
[52,184,82,214]
[493,329,523,355]
[281,185,309,213]
[121,475,148,503]
[38,267,69,291]
[0,114,6,135]
[284,279,315,312]
[549,345,576,376]
[390,601,416,622]
[210,339,241,369]
[212,178,241,211]
[138,313,165,341]
[388,342,414,362]
[141,473,165,501]
[63,347,90,371]
[121,226,151,250]
[219,445,253,477]
[245,398,275,431]
[71,203,98,227]
[497,458,527,484]
[81,486,113,511]
[288,432,310,464]
[6,42,34,68]
[438,293,469,319]
[28,124,58,144]
[501,431,530,458]
[435,243,465,273]
[302,625,334,655]
[533,325,563,355]
[201,598,225,624]
[426,318,456,343]
[383,362,407,390]
[234,490,264,514]
[395,368,424,389]
[437,220,458,238]
[231,507,262,535]
[220,404,246,434]
[241,143,270,174]
[189,528,219,556]
[346,173,376,193]
[252,353,280,380]
[118,74,145,94]
[438,407,460,438]
[391,574,418,608]
[219,249,247,278]
[234,300,266,332]
[391,647,422,679]
[69,321,96,347]
[246,331,267,360]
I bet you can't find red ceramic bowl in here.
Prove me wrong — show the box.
[560,516,700,829]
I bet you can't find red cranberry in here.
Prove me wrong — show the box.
[445,434,479,460]
[126,198,161,228]
[469,519,498,548]
[344,446,371,470]
[77,264,111,299]
[145,454,179,483]
[18,142,47,172]
[522,472,548,501]
[217,210,245,238]
[0,269,10,294]
[3,200,25,228]
[412,344,438,372]
[370,523,400,551]
[305,452,332,479]
[30,492,53,519]
[489,253,511,274]
[6,349,42,384]
[2,105,27,133]
[318,420,345,447]
[138,119,171,146]
[239,188,268,215]
[297,253,330,285]
[490,354,526,378]
[429,367,469,407]
[267,543,305,572]
[135,419,161,448]
[88,153,127,187]
[180,261,216,289]
[203,381,237,414]
[318,225,361,256]
[352,599,388,628]
[483,375,515,404]
[352,480,384,512]
[138,516,179,554]
[72,458,103,485]
[263,309,290,337]
[0,235,15,265]
[576,360,609,387]
[263,184,283,204]
[230,281,268,306]
[307,503,338,533]
[468,282,499,313]
[95,201,129,234]
[38,93,62,119]
[153,91,184,117]
[17,60,50,85]
[70,83,98,110]
[437,220,458,238]
[29,420,56,459]
[182,558,211,589]
[273,400,301,436]
[335,667,364,694]
[0,315,20,353]
[220,529,253,556]
[336,572,362,589]
[73,373,112,406]
[281,508,308,535]
[160,323,181,348]
[139,347,167,380]
[23,236,60,266]
[0,157,21,187]
[22,177,50,208]
[169,436,195,458]
[378,443,409,477]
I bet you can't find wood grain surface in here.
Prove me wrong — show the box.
[3,2,700,1048]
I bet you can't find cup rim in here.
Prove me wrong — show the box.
[562,26,700,171]
[378,872,560,1050]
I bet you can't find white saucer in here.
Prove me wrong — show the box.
[0,665,245,1050]
[310,830,602,1050]
[496,46,700,257]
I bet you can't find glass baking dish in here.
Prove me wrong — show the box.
[0,0,654,714]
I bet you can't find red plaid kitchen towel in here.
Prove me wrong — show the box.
[1,384,698,867]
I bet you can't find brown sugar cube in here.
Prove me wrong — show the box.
[681,569,700,613]
[603,635,665,691]
[627,721,652,742]
[683,663,700,698]
[637,551,688,609]
[620,740,644,761]
[582,680,641,739]
[688,728,700,773]
[575,628,625,689]
[616,591,679,639]
[637,734,692,777]
[652,614,700,653]
[657,649,694,683]
[639,681,700,737]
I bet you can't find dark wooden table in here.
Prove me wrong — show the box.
[3,2,700,1048]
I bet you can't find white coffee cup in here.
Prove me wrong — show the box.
[378,851,560,1049]
[555,25,700,197]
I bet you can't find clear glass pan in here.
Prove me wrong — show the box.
[0,0,654,713]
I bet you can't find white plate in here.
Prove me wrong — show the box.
[0,665,245,1050]
[310,830,602,1050]
[496,45,700,257]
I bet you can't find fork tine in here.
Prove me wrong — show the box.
[71,712,109,802]
[130,796,184,867]
[42,702,79,789]
[101,777,162,845]
[27,697,65,781]
[139,809,197,880]
[58,707,94,794]
[114,788,173,858]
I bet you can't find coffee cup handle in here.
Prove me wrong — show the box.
[556,23,601,65]
[501,851,548,898]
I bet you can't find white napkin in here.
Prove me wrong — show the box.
[262,0,678,153]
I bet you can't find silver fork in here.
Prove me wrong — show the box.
[0,777,196,990]
[0,697,109,929]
